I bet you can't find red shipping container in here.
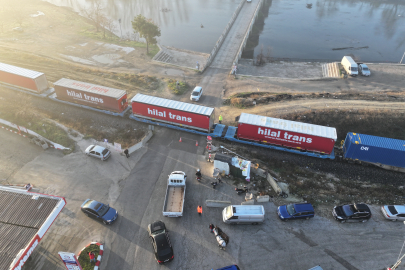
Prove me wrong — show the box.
[131,94,214,132]
[53,78,128,113]
[237,113,337,154]
[0,62,49,92]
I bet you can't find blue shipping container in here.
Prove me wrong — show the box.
[343,132,405,169]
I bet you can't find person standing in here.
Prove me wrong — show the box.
[89,251,96,263]
[219,115,223,124]
[197,205,203,216]
[124,149,130,158]
[209,224,214,233]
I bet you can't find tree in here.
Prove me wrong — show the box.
[131,15,160,54]
[81,2,104,32]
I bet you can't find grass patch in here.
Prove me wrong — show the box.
[78,244,100,270]
[79,27,159,58]
[167,79,190,95]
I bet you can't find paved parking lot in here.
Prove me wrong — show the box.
[2,126,403,270]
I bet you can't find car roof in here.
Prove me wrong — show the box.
[150,220,166,233]
[93,145,107,152]
[193,86,202,92]
[294,203,314,212]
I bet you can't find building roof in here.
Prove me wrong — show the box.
[238,113,337,140]
[131,93,214,116]
[54,78,127,99]
[0,62,45,79]
[0,187,65,270]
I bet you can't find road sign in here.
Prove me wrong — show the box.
[58,252,83,270]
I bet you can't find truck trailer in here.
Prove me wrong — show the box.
[343,132,405,172]
[131,94,215,133]
[237,113,337,154]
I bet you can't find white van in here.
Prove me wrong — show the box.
[222,205,265,224]
[341,56,358,76]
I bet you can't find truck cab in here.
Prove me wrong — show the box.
[341,56,358,76]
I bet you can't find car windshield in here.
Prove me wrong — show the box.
[152,229,165,236]
[286,204,296,215]
[225,206,233,220]
[97,204,109,216]
[388,206,398,215]
[362,67,369,71]
[89,146,95,151]
[352,67,358,71]
[192,91,200,96]
[342,205,354,216]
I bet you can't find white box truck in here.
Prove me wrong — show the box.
[163,171,186,217]
[341,56,358,76]
[222,205,265,224]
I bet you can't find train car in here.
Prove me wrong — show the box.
[236,113,337,154]
[53,78,128,113]
[131,94,214,133]
[0,62,49,93]
[343,132,405,172]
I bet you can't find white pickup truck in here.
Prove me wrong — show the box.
[163,171,186,217]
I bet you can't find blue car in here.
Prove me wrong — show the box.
[80,199,118,225]
[278,203,314,221]
[217,265,240,270]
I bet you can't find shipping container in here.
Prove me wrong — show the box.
[53,78,128,113]
[131,94,214,132]
[237,113,337,154]
[343,132,405,171]
[0,62,49,92]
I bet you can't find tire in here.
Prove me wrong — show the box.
[252,222,258,225]
[361,219,368,223]
[103,220,108,225]
[391,219,397,222]
[340,220,346,223]
[305,217,310,220]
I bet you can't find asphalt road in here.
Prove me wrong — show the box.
[1,124,400,270]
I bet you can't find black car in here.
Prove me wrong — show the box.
[80,199,118,225]
[147,221,174,264]
[332,203,371,223]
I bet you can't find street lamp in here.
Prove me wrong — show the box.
[118,18,122,39]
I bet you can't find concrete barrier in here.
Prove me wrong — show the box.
[206,200,232,208]
[257,195,270,203]
[241,200,255,205]
[128,130,153,154]
[267,173,283,195]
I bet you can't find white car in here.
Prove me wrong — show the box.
[381,205,405,221]
[85,145,111,161]
[190,86,203,101]
[358,63,371,76]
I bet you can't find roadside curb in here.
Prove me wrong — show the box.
[78,242,103,270]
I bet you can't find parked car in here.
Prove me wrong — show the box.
[190,86,203,101]
[332,203,371,223]
[148,221,174,264]
[358,63,371,76]
[277,203,315,221]
[381,205,405,221]
[85,145,111,161]
[217,265,240,270]
[80,199,118,225]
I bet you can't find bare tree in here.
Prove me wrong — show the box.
[81,2,105,32]
[103,17,118,40]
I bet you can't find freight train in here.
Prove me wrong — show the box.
[1,62,405,173]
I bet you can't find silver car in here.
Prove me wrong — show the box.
[190,86,203,101]
[85,145,111,161]
[381,205,405,221]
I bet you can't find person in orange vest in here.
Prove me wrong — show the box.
[197,205,202,216]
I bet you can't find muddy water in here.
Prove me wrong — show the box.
[243,0,405,62]
[44,0,239,53]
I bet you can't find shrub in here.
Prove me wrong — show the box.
[167,79,189,95]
